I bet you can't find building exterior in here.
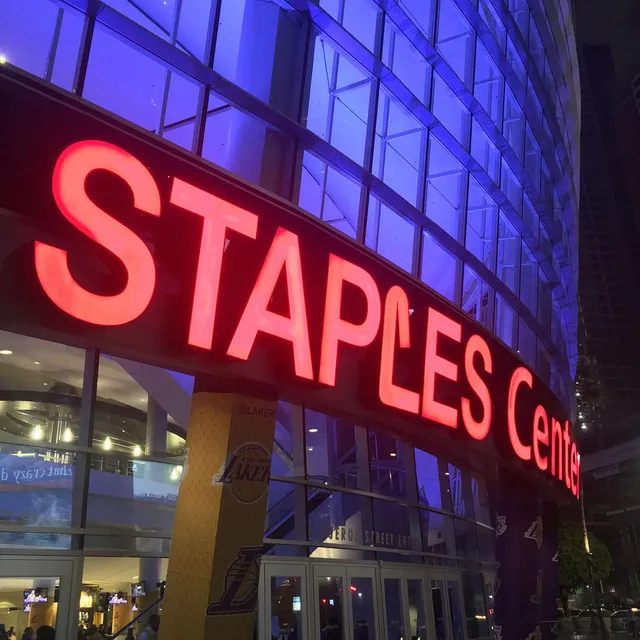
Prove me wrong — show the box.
[0,0,580,638]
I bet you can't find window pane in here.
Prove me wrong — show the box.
[436,0,474,85]
[305,410,358,489]
[503,88,524,162]
[470,120,501,183]
[474,40,504,126]
[520,243,538,315]
[0,331,85,444]
[465,178,497,269]
[495,295,516,348]
[462,573,489,639]
[431,74,471,145]
[497,213,519,293]
[462,267,492,329]
[366,198,415,273]
[398,0,436,41]
[415,448,442,509]
[421,232,460,302]
[426,137,467,239]
[518,318,536,369]
[369,430,407,498]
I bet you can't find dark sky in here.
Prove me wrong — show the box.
[576,0,640,86]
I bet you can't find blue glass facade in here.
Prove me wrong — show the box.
[0,0,579,412]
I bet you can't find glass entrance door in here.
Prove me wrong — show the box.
[381,569,428,640]
[429,571,466,640]
[260,561,309,640]
[312,564,381,640]
[0,556,77,640]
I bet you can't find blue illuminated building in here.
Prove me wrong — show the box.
[0,0,580,638]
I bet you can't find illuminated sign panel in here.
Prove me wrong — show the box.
[0,71,578,498]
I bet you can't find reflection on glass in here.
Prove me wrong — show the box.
[270,576,303,640]
[350,576,376,640]
[318,577,343,640]
[407,579,426,640]
[384,578,403,640]
[431,579,447,640]
[448,580,465,640]
[0,577,60,631]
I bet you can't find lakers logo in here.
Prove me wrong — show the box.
[496,515,507,536]
[206,546,262,616]
[213,442,271,504]
[524,516,544,550]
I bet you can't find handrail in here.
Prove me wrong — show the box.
[108,596,163,639]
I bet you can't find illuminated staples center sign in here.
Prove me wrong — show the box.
[0,71,579,499]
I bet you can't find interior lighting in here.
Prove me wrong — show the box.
[62,427,73,442]
[390,452,397,457]
[103,436,112,451]
[30,425,44,441]
[133,444,142,457]
[0,55,7,65]
[170,465,183,481]
[581,424,588,430]
[0,350,12,355]
[308,428,318,433]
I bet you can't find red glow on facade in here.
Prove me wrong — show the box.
[532,405,549,472]
[319,254,381,387]
[31,139,581,500]
[507,367,533,461]
[170,177,258,350]
[461,335,492,440]
[422,308,461,428]
[227,227,313,379]
[379,286,420,415]
[35,140,161,325]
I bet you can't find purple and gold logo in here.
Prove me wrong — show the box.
[213,442,271,504]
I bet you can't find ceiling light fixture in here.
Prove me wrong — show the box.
[62,427,73,443]
[308,428,319,434]
[133,444,142,457]
[0,350,12,355]
[103,436,112,451]
[30,425,44,441]
[390,452,397,457]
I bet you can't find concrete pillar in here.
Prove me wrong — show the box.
[158,379,277,640]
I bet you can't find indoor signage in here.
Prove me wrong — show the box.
[0,72,579,499]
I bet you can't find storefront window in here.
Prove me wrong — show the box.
[305,410,358,489]
[414,448,442,509]
[369,431,407,498]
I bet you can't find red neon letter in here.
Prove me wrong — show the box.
[422,308,461,428]
[379,286,420,414]
[570,442,578,496]
[170,178,258,349]
[550,419,563,480]
[507,367,532,461]
[532,405,549,471]
[461,334,493,440]
[35,140,160,325]
[227,228,313,379]
[319,255,381,387]
[563,421,572,490]
[576,453,581,497]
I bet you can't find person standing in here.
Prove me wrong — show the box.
[35,627,55,640]
[7,627,16,640]
[21,628,35,640]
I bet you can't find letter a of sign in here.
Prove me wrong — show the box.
[206,546,263,616]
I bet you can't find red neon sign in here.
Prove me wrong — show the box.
[32,140,580,499]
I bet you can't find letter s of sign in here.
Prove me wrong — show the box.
[35,140,161,325]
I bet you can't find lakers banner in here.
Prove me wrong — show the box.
[159,388,277,640]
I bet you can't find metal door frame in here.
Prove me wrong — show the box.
[380,566,431,640]
[0,555,81,640]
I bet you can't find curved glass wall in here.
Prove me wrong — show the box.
[0,0,579,411]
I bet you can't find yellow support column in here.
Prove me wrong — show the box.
[159,386,277,640]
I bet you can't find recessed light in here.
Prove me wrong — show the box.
[103,436,112,451]
[307,447,314,452]
[30,425,44,441]
[34,361,40,365]
[43,382,48,386]
[62,427,73,443]
[390,452,397,457]
[0,350,12,355]
[133,445,142,457]
[308,428,319,434]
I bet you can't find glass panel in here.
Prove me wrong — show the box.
[0,577,60,633]
[503,88,524,162]
[272,401,296,478]
[308,489,373,560]
[265,480,303,545]
[0,442,74,549]
[436,0,473,86]
[0,331,85,445]
[470,120,500,183]
[465,178,497,269]
[518,318,536,369]
[414,448,441,509]
[431,74,470,146]
[520,244,538,315]
[82,556,166,632]
[407,579,427,640]
[372,499,416,557]
[421,512,454,556]
[366,197,416,274]
[421,232,459,303]
[494,295,516,348]
[473,40,503,126]
[350,576,376,639]
[369,431,406,498]
[384,578,404,640]
[270,575,304,640]
[448,579,465,640]
[318,576,344,639]
[430,579,447,640]
[462,573,489,639]
[462,267,492,329]
[496,214,519,293]
[305,410,358,489]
